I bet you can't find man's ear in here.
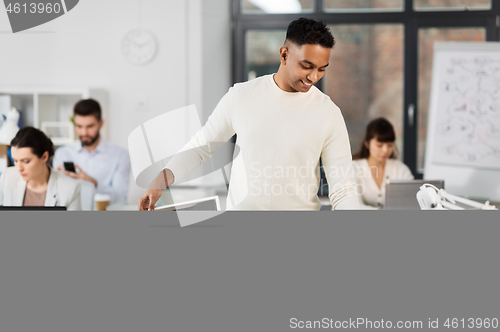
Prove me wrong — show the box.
[279,46,288,64]
[99,119,104,129]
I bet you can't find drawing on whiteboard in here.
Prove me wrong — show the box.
[432,55,500,169]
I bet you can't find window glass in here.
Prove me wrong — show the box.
[324,24,404,157]
[245,30,286,81]
[417,27,486,171]
[414,0,491,11]
[241,0,313,14]
[324,0,403,12]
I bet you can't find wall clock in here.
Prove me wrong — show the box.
[122,29,158,65]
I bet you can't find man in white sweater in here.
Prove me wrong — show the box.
[139,18,360,210]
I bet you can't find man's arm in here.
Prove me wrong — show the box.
[321,107,360,210]
[53,146,93,182]
[58,164,97,187]
[138,88,236,210]
[165,87,236,182]
[351,162,379,210]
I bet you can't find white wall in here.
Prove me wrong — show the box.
[201,1,232,123]
[0,0,231,204]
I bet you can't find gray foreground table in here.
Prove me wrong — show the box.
[0,211,499,332]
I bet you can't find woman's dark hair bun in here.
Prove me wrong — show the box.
[10,126,55,158]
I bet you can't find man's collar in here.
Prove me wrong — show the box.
[75,140,84,152]
[76,137,106,153]
[94,137,106,153]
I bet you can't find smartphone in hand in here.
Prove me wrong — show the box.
[64,162,76,173]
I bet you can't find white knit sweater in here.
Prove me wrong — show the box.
[167,74,360,210]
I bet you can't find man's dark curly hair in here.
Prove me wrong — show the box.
[285,17,335,48]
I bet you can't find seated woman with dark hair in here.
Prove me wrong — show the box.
[0,127,81,210]
[352,118,413,209]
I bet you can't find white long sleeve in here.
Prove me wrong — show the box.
[167,74,360,210]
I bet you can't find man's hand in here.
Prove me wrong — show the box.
[138,169,175,211]
[56,164,98,187]
[138,189,163,211]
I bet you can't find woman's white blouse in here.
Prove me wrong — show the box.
[352,158,414,209]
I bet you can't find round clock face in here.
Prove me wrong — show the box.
[122,29,158,65]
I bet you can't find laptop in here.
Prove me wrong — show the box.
[0,206,67,211]
[385,180,445,210]
[154,196,221,211]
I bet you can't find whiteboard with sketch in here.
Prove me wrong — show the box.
[424,42,500,200]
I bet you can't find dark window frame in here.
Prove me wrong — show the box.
[232,0,500,178]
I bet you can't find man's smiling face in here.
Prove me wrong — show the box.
[280,42,331,93]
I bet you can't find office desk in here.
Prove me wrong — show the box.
[1,212,499,331]
[113,189,332,211]
[110,186,227,211]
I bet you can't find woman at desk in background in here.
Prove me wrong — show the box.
[352,118,413,209]
[0,127,81,210]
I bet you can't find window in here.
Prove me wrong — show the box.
[233,0,500,179]
[241,0,314,14]
[325,0,404,12]
[246,30,286,80]
[414,0,491,11]
[324,24,404,155]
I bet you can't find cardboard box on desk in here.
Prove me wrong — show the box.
[0,144,8,173]
[0,144,8,156]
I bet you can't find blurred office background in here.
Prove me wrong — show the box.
[1,0,499,205]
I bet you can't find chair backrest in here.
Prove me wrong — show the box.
[79,180,95,211]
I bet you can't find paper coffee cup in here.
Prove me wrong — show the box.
[94,193,111,211]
